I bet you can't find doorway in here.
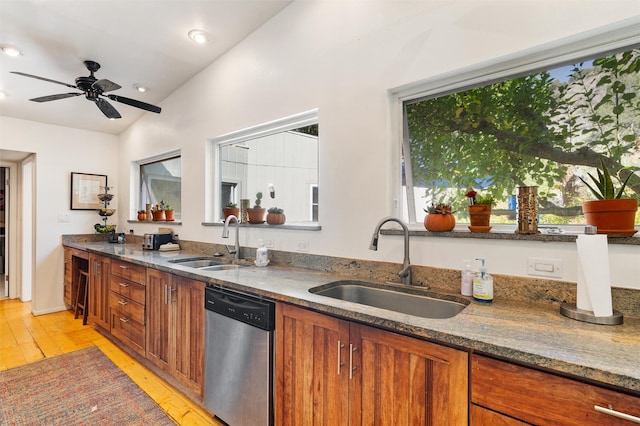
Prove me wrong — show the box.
[0,167,6,299]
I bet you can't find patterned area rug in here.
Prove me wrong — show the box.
[0,346,176,425]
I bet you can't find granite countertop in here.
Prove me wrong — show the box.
[64,241,640,394]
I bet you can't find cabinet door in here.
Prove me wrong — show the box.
[146,268,172,371]
[63,249,72,305]
[172,276,205,395]
[88,254,110,330]
[350,323,468,425]
[275,303,350,426]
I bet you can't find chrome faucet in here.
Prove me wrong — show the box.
[369,217,412,285]
[222,215,241,259]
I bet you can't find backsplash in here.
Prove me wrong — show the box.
[62,234,640,317]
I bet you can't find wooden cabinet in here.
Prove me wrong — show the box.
[146,269,205,395]
[471,354,640,425]
[109,259,146,356]
[275,303,468,425]
[88,254,110,330]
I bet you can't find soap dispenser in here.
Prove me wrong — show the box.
[473,258,493,302]
[461,259,473,296]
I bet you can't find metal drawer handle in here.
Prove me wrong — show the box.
[119,317,129,323]
[349,344,357,379]
[118,300,127,306]
[337,340,345,375]
[119,282,129,288]
[594,405,640,423]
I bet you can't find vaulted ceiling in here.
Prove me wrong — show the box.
[0,0,291,135]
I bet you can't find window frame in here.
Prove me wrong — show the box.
[389,18,640,229]
[132,149,181,220]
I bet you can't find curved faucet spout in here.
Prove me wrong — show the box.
[369,217,411,285]
[222,215,241,259]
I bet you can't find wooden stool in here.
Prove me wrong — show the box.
[74,270,89,325]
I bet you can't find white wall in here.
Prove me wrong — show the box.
[124,1,634,292]
[0,116,118,314]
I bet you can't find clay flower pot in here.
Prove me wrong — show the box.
[468,204,492,232]
[582,198,638,236]
[137,213,147,221]
[424,214,455,232]
[247,208,266,224]
[151,210,165,221]
[222,207,240,221]
[267,213,286,225]
[164,210,175,221]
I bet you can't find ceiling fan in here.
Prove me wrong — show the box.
[11,60,161,119]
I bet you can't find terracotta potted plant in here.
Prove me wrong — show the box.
[247,192,266,224]
[223,203,240,221]
[137,210,147,221]
[579,160,638,236]
[424,202,455,231]
[466,189,495,232]
[163,203,175,221]
[151,203,165,221]
[267,207,286,225]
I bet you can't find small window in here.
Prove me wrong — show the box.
[139,154,181,219]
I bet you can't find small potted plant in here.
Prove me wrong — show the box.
[247,192,266,224]
[579,160,638,236]
[137,210,147,221]
[267,207,286,225]
[151,203,165,221]
[222,202,240,221]
[424,202,455,232]
[162,201,175,221]
[466,189,495,232]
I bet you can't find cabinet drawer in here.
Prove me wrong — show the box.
[471,354,640,425]
[67,248,88,260]
[110,311,145,356]
[110,260,145,284]
[110,277,145,304]
[109,292,145,324]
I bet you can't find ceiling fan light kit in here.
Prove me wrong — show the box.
[11,60,162,119]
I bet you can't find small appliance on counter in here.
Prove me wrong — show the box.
[142,233,173,250]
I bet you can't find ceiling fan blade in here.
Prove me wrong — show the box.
[30,93,83,102]
[10,71,77,89]
[93,79,121,93]
[95,98,121,119]
[106,94,161,113]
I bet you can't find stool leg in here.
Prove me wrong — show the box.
[81,281,89,325]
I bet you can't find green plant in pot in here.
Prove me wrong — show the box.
[267,207,286,225]
[466,189,495,232]
[247,192,266,224]
[423,202,455,232]
[222,202,239,221]
[579,159,638,236]
[161,201,175,221]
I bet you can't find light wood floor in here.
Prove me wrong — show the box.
[0,298,219,425]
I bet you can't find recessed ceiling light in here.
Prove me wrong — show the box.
[133,84,147,93]
[1,44,22,57]
[188,29,209,44]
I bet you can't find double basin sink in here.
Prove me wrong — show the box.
[170,257,467,319]
[168,257,246,271]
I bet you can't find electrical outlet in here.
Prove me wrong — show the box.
[58,213,70,223]
[296,240,309,252]
[527,257,562,278]
[263,239,274,248]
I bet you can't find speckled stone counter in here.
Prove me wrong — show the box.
[62,239,640,394]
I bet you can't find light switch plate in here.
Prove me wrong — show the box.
[527,257,562,278]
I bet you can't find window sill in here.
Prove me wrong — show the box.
[202,221,322,231]
[381,226,639,246]
[127,220,182,225]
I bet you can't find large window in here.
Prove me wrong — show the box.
[139,153,181,219]
[402,39,639,228]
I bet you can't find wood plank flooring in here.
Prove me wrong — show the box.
[0,298,220,425]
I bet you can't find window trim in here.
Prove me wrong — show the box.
[389,17,640,226]
[131,149,181,220]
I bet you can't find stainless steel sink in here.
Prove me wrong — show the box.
[168,257,228,268]
[199,264,245,271]
[309,280,467,319]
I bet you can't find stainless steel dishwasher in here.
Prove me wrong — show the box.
[204,286,275,426]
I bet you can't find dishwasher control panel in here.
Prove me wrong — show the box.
[205,286,275,330]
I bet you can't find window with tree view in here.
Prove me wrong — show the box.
[403,48,640,228]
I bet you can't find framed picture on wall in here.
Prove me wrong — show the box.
[70,172,107,210]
